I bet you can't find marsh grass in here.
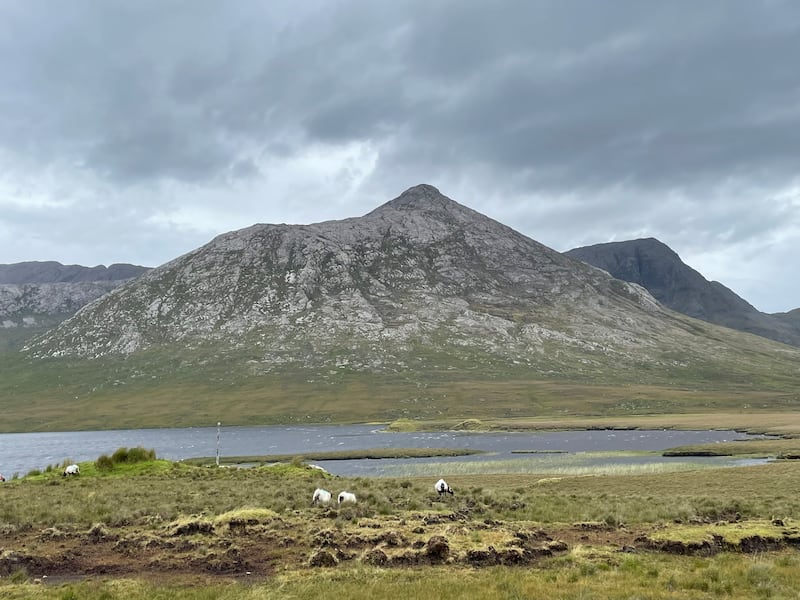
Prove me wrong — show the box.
[3,459,800,530]
[379,451,753,478]
[648,520,788,546]
[3,458,800,597]
[214,508,281,528]
[3,555,800,599]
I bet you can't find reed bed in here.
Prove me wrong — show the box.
[377,451,759,478]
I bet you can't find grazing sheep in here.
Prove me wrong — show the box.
[435,478,454,496]
[312,488,332,505]
[63,464,80,476]
[0,473,5,482]
[337,491,357,505]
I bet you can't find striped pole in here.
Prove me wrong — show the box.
[216,422,221,467]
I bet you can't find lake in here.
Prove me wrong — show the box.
[0,424,768,479]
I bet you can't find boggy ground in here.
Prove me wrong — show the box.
[3,458,800,591]
[0,509,596,581]
[3,507,798,584]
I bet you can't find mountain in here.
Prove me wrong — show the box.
[7,185,800,431]
[25,184,670,364]
[0,262,150,351]
[774,308,800,329]
[0,261,149,284]
[565,238,800,347]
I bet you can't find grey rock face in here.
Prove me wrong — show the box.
[27,186,748,375]
[0,281,122,326]
[566,238,800,347]
[0,262,150,345]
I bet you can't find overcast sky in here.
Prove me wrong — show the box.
[1,1,798,313]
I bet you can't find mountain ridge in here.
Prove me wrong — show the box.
[0,261,150,284]
[566,238,800,347]
[1,261,151,351]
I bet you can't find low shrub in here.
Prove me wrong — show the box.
[91,447,157,473]
[106,447,157,466]
[95,454,114,472]
[127,447,156,463]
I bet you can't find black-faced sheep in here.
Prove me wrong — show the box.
[337,491,357,505]
[435,478,454,496]
[63,464,80,476]
[312,488,332,504]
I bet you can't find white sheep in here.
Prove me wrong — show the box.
[312,488,332,505]
[63,464,80,477]
[435,478,454,496]
[337,491,357,505]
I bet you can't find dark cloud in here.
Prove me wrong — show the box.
[377,1,800,192]
[5,0,797,190]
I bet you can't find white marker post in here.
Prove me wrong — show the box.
[216,422,221,467]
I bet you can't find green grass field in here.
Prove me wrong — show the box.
[3,320,800,432]
[2,344,800,432]
[4,557,800,600]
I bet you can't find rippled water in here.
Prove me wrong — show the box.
[0,424,767,478]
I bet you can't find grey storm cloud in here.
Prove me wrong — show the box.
[386,1,800,190]
[2,0,799,190]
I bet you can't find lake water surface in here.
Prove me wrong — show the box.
[0,424,768,478]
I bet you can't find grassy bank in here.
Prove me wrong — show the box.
[663,438,800,458]
[182,447,483,466]
[385,412,800,436]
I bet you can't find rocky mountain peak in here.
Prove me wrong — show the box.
[566,237,758,319]
[367,184,474,220]
[394,183,444,202]
[382,183,445,207]
[566,238,800,347]
[566,238,690,292]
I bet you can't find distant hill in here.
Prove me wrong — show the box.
[0,261,150,351]
[775,308,800,326]
[0,261,149,284]
[566,238,800,347]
